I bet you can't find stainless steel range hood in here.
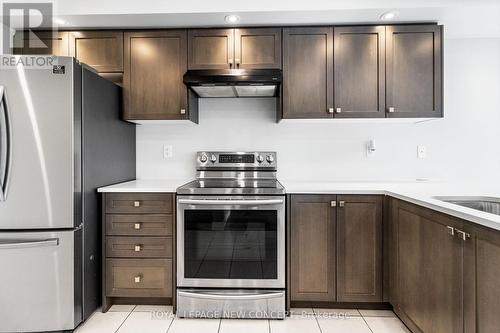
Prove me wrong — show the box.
[183,69,282,98]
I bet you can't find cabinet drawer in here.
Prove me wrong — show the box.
[106,215,173,236]
[106,259,172,297]
[106,236,172,258]
[106,193,173,214]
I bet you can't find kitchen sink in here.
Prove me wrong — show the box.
[435,197,500,216]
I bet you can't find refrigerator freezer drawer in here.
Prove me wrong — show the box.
[0,230,77,332]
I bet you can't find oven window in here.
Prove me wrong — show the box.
[184,210,278,279]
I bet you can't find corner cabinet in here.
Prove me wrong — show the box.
[123,30,197,122]
[386,25,443,118]
[289,194,383,305]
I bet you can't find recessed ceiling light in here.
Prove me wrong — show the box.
[380,11,398,21]
[224,15,240,24]
[53,17,67,25]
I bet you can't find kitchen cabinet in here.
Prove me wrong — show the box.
[13,31,69,56]
[290,195,337,302]
[188,28,281,69]
[390,199,464,333]
[102,192,175,311]
[463,222,500,333]
[336,195,383,302]
[290,194,383,304]
[386,25,443,118]
[69,31,124,74]
[123,30,197,122]
[333,26,386,118]
[234,28,282,69]
[282,27,334,119]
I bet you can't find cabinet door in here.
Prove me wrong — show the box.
[123,30,188,120]
[188,29,234,69]
[386,25,443,118]
[463,223,500,333]
[290,195,336,302]
[333,26,385,118]
[395,200,463,333]
[283,27,333,119]
[336,195,383,302]
[13,31,69,56]
[69,31,124,73]
[234,28,281,69]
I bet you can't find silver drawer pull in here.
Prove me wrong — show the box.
[134,201,141,207]
[180,109,186,115]
[178,290,284,301]
[134,244,142,252]
[134,275,142,283]
[330,201,337,207]
[328,107,334,114]
[134,223,141,230]
[388,107,395,113]
[336,107,342,113]
[178,199,284,205]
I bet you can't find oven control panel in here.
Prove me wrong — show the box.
[197,151,277,170]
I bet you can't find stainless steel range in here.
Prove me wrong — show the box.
[176,152,286,319]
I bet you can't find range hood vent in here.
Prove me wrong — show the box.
[184,69,282,98]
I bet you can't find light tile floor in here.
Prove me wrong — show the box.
[75,306,411,333]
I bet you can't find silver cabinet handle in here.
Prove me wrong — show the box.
[0,238,59,249]
[134,244,142,252]
[134,201,141,207]
[180,109,186,115]
[339,201,345,207]
[134,223,142,230]
[446,226,455,236]
[178,199,284,205]
[328,108,334,114]
[456,230,471,241]
[330,201,337,207]
[0,85,12,202]
[134,275,142,283]
[178,290,284,301]
[336,107,342,113]
[388,107,395,113]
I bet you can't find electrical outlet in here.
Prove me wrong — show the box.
[417,146,427,159]
[163,145,173,159]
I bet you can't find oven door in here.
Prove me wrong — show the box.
[177,196,285,288]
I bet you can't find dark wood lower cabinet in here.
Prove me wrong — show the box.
[102,192,175,312]
[392,200,464,333]
[289,194,383,306]
[290,195,337,302]
[337,195,383,302]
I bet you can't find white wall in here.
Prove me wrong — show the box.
[137,38,500,183]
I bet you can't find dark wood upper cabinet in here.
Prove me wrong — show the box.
[290,195,336,302]
[69,31,124,73]
[123,30,190,121]
[13,31,69,56]
[392,200,463,333]
[386,25,443,118]
[188,29,234,69]
[333,26,386,118]
[282,27,334,119]
[234,28,281,69]
[336,195,383,302]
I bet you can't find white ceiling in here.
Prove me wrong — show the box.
[8,0,500,38]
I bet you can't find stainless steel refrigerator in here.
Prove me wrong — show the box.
[0,57,136,332]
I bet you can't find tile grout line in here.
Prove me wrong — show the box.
[113,308,135,333]
[165,311,176,333]
[312,308,323,333]
[267,319,271,333]
[360,314,375,333]
[217,318,222,333]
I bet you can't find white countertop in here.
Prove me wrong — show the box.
[98,179,500,232]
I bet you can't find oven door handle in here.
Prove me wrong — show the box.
[178,290,284,300]
[178,198,284,205]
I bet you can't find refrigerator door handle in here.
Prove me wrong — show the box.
[0,238,59,250]
[0,85,12,202]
